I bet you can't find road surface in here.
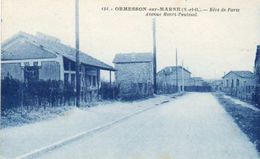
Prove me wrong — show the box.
[35,93,259,159]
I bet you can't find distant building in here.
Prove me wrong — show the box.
[254,45,260,106]
[1,32,115,102]
[222,71,255,101]
[186,77,211,92]
[188,77,205,86]
[210,80,223,91]
[113,53,154,99]
[157,66,191,93]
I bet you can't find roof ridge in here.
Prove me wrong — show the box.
[2,31,115,71]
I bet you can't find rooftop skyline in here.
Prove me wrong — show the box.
[2,0,260,79]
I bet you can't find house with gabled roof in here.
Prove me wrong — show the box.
[157,66,191,93]
[222,70,255,101]
[1,32,115,101]
[113,53,154,99]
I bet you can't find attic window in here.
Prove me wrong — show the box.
[33,62,39,66]
[24,62,29,66]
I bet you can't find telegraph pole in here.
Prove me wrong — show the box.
[75,0,80,107]
[176,48,179,92]
[152,18,157,94]
[182,60,184,92]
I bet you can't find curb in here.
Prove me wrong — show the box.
[14,96,177,159]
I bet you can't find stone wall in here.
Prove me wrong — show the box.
[114,62,153,98]
[115,62,153,84]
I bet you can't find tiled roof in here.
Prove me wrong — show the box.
[191,77,203,81]
[2,40,57,60]
[223,71,254,78]
[2,32,115,71]
[113,53,153,63]
[158,66,191,75]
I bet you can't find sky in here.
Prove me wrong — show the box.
[1,0,260,80]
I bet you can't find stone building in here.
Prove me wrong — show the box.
[188,77,205,86]
[157,66,191,93]
[210,80,223,91]
[113,53,154,99]
[254,45,260,106]
[1,32,115,102]
[222,71,255,101]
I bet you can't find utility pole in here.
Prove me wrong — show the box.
[152,18,157,94]
[176,48,179,92]
[182,60,184,92]
[75,0,80,107]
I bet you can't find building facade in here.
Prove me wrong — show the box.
[188,77,205,86]
[113,53,154,99]
[157,66,191,93]
[222,71,255,101]
[210,80,223,91]
[1,32,115,102]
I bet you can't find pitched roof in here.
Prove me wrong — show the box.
[191,77,204,81]
[2,32,115,71]
[2,40,57,60]
[113,53,153,63]
[158,66,191,75]
[223,71,254,78]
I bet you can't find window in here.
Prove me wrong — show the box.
[24,62,29,66]
[64,73,69,85]
[33,62,38,66]
[71,62,76,71]
[231,79,234,88]
[63,58,70,70]
[226,80,229,87]
[93,76,96,86]
[24,66,39,83]
[236,79,239,87]
[71,74,76,88]
[63,58,76,71]
[87,75,91,86]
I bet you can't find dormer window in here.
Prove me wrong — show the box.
[33,61,38,66]
[24,62,29,66]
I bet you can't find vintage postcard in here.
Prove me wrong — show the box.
[1,0,260,159]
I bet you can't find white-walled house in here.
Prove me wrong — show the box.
[157,66,191,92]
[188,77,205,86]
[210,80,223,91]
[222,71,255,101]
[1,32,115,102]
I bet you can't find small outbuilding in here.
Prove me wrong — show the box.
[113,53,154,99]
[222,71,255,101]
[157,66,191,93]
